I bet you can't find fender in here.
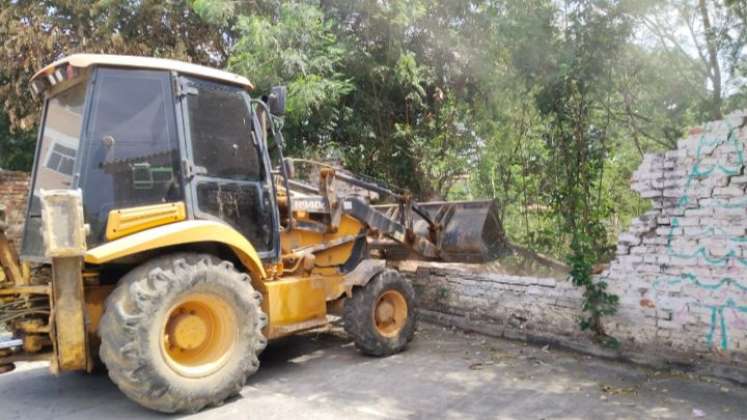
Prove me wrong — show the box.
[342,259,386,289]
[85,220,266,279]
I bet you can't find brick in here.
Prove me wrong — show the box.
[714,186,745,197]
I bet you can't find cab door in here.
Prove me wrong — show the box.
[178,77,279,260]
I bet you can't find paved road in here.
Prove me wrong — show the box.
[0,323,745,419]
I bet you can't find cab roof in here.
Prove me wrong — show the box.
[31,54,254,90]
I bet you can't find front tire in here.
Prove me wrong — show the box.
[343,269,417,356]
[98,253,267,413]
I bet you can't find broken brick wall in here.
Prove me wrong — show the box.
[601,110,747,363]
[406,110,747,371]
[0,170,30,253]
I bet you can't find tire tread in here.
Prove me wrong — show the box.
[99,253,266,413]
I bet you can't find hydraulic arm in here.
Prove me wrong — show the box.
[282,160,507,263]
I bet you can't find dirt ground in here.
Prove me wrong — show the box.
[0,322,745,419]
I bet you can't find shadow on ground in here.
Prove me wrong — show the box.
[0,323,744,419]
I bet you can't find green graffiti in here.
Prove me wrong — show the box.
[654,119,747,350]
[653,273,747,349]
[676,123,745,209]
[665,123,746,267]
[653,273,747,293]
[704,300,747,350]
[665,220,747,267]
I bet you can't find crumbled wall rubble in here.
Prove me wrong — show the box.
[406,111,747,372]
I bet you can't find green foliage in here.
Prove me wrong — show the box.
[612,45,704,150]
[315,0,506,197]
[0,107,34,171]
[568,234,619,334]
[191,0,236,25]
[531,0,629,333]
[1,0,745,334]
[0,0,242,129]
[228,2,353,156]
[638,0,747,120]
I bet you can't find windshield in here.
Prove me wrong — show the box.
[80,68,183,245]
[29,81,87,214]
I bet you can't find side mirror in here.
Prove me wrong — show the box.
[268,86,287,116]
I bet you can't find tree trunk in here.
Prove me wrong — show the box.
[698,0,723,120]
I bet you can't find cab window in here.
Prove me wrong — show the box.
[80,68,182,245]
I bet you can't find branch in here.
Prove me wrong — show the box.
[680,4,712,73]
[639,14,709,79]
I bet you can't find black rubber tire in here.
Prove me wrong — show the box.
[98,253,267,413]
[343,269,417,356]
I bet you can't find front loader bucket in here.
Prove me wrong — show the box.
[413,200,508,263]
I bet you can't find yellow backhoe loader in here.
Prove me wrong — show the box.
[0,54,506,412]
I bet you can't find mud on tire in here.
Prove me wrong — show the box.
[98,253,267,413]
[343,269,417,356]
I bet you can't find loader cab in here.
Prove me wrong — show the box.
[21,55,280,262]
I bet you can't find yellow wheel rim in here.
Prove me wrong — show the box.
[373,290,408,337]
[160,293,237,378]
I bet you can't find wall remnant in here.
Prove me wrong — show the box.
[0,170,30,253]
[404,111,747,379]
[402,262,583,342]
[602,110,747,360]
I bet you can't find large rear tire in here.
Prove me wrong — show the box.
[98,253,267,413]
[343,269,417,356]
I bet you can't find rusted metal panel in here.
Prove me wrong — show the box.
[39,189,90,372]
[0,230,28,286]
[84,284,114,334]
[421,200,507,263]
[39,189,87,258]
[0,285,50,296]
[51,256,89,371]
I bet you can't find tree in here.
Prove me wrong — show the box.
[637,0,746,121]
[0,105,34,171]
[227,2,353,157]
[0,0,242,131]
[528,0,634,333]
[1,0,742,282]
[611,45,705,150]
[317,0,504,198]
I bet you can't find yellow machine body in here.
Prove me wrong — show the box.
[105,202,186,240]
[1,54,504,379]
[85,204,364,340]
[0,206,363,372]
[86,219,267,279]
